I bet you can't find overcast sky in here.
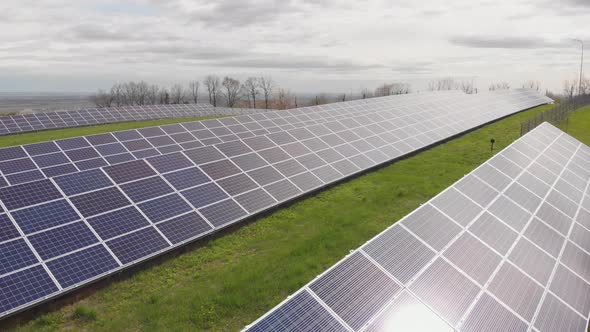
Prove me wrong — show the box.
[0,0,588,94]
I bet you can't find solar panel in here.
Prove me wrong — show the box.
[0,105,276,136]
[0,90,551,188]
[0,89,553,318]
[246,123,590,331]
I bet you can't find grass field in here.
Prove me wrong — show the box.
[0,116,221,148]
[2,104,589,331]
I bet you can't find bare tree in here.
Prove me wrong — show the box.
[460,80,476,94]
[147,84,160,105]
[91,89,113,107]
[170,84,185,104]
[109,83,123,106]
[522,80,541,91]
[428,77,458,91]
[204,75,220,106]
[188,81,200,104]
[489,82,510,91]
[375,83,411,96]
[277,88,294,109]
[360,88,373,99]
[259,76,274,109]
[159,87,170,104]
[221,76,241,107]
[136,81,149,105]
[243,77,260,108]
[563,79,577,99]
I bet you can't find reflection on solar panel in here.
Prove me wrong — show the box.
[246,123,590,332]
[0,104,275,136]
[0,90,550,187]
[0,89,552,318]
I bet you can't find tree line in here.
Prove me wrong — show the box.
[92,75,586,109]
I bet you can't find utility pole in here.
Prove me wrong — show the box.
[573,39,584,95]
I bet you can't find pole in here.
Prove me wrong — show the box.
[574,39,584,95]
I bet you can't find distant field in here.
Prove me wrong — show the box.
[0,94,93,114]
[4,103,590,331]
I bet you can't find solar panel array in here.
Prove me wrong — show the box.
[246,122,590,332]
[0,104,275,136]
[0,89,551,318]
[0,90,549,188]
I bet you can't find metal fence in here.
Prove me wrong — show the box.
[520,94,590,136]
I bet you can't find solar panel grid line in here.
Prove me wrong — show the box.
[355,248,462,330]
[18,146,125,268]
[0,192,64,293]
[244,124,571,331]
[529,163,590,327]
[0,89,556,318]
[303,284,357,332]
[456,135,582,329]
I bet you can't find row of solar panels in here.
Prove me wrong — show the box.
[246,123,590,332]
[0,104,275,136]
[0,91,549,188]
[0,89,551,318]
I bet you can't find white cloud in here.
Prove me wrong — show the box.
[0,0,588,93]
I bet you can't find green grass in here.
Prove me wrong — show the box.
[0,116,221,148]
[3,104,590,332]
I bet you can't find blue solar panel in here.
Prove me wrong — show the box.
[106,227,169,264]
[0,146,27,161]
[70,187,130,217]
[23,142,60,156]
[121,176,174,202]
[94,142,127,156]
[32,152,70,168]
[247,290,348,332]
[54,169,113,196]
[156,212,213,244]
[104,160,156,184]
[138,194,192,223]
[0,265,58,314]
[0,239,39,275]
[87,206,151,240]
[0,158,37,174]
[28,221,98,260]
[42,164,78,177]
[199,199,247,227]
[181,182,228,208]
[0,179,62,210]
[6,170,45,185]
[12,199,79,234]
[76,158,108,171]
[146,152,194,173]
[64,147,100,162]
[0,214,20,242]
[163,167,210,190]
[56,137,89,150]
[46,244,119,288]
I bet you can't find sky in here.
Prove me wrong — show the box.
[0,0,588,94]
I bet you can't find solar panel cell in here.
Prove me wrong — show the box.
[106,227,169,264]
[28,221,98,260]
[46,244,119,288]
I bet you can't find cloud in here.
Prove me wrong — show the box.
[449,35,569,49]
[207,56,385,71]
